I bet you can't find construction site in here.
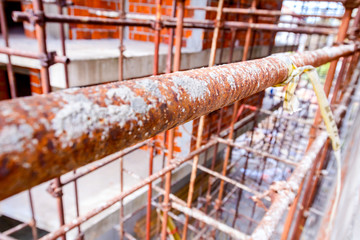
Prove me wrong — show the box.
[0,0,360,239]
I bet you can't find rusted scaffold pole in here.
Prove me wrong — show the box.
[213,0,257,230]
[118,0,125,82]
[154,1,176,236]
[34,1,66,239]
[12,10,336,35]
[117,2,125,239]
[160,0,185,239]
[0,0,16,98]
[56,0,69,88]
[33,0,51,93]
[332,6,360,104]
[307,1,356,136]
[0,43,357,201]
[0,47,68,63]
[146,1,162,239]
[182,0,225,238]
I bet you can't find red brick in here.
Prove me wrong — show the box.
[29,73,41,85]
[129,4,135,12]
[151,7,156,14]
[138,5,150,14]
[133,33,141,41]
[77,30,92,39]
[24,26,36,39]
[164,0,172,6]
[109,31,119,38]
[140,34,148,41]
[92,30,109,39]
[184,9,194,18]
[173,147,181,153]
[184,30,192,38]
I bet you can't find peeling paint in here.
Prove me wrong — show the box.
[171,75,210,101]
[0,124,34,154]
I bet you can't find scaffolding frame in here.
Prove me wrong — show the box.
[0,0,359,239]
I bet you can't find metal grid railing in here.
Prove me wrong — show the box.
[0,0,359,240]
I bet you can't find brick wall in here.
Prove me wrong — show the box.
[29,69,42,95]
[21,0,121,40]
[68,0,120,39]
[21,2,36,38]
[128,0,193,47]
[202,0,283,49]
[21,0,281,47]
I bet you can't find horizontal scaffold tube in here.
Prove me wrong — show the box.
[0,43,357,200]
[12,12,336,35]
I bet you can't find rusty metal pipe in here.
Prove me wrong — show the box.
[56,0,69,88]
[252,131,328,239]
[153,0,162,76]
[215,137,298,166]
[242,0,257,62]
[340,52,360,100]
[190,162,267,198]
[0,47,69,64]
[0,0,16,98]
[12,11,154,28]
[12,11,336,35]
[304,7,353,149]
[54,177,66,240]
[145,2,162,238]
[2,222,28,236]
[119,157,124,240]
[165,0,176,74]
[33,0,51,94]
[160,1,185,239]
[145,141,155,240]
[39,139,217,240]
[127,166,249,239]
[118,0,125,82]
[182,0,224,237]
[0,43,357,200]
[291,141,329,240]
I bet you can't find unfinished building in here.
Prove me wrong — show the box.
[0,0,360,239]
